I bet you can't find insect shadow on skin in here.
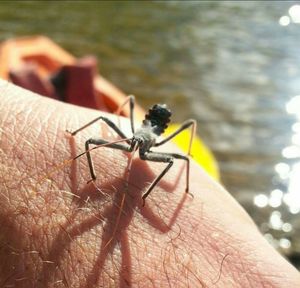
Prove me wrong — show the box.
[37,97,195,287]
[37,147,191,288]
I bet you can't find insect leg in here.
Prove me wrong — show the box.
[115,95,135,134]
[170,152,190,193]
[155,119,196,155]
[68,116,131,145]
[140,151,190,205]
[85,138,133,182]
[140,152,173,206]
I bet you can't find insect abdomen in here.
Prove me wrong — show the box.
[145,104,172,135]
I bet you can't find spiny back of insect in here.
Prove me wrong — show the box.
[144,104,172,135]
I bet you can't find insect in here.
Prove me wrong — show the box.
[68,95,196,206]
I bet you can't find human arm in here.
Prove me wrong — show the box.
[0,81,299,287]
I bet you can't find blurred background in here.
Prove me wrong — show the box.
[1,1,300,269]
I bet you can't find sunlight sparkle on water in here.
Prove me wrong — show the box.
[282,145,300,158]
[292,133,300,145]
[292,122,300,133]
[282,222,293,233]
[269,211,283,230]
[279,15,290,26]
[284,162,300,214]
[289,5,300,23]
[269,189,283,208]
[279,238,291,249]
[286,95,300,118]
[283,193,300,214]
[254,194,268,208]
[274,162,290,179]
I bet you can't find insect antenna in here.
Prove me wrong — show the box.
[35,137,133,186]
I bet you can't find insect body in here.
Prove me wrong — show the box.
[69,96,196,206]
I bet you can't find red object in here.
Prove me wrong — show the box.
[9,63,57,98]
[52,56,107,110]
[0,36,145,118]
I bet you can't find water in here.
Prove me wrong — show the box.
[0,1,300,267]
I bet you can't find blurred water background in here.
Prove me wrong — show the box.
[1,1,300,268]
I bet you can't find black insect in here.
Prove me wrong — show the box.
[68,95,196,206]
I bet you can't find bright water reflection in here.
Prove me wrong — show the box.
[284,91,300,213]
[253,78,300,261]
[279,4,300,25]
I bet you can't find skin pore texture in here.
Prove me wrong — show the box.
[0,80,299,288]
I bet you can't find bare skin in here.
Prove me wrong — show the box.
[0,80,299,288]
